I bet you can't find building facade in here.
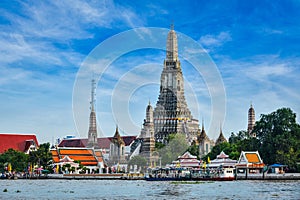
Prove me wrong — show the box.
[153,26,200,144]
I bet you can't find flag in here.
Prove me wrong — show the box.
[207,156,210,163]
[203,162,206,169]
[8,163,12,172]
[56,164,59,173]
[30,163,33,172]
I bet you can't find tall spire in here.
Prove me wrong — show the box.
[248,102,256,137]
[166,24,178,62]
[153,24,199,143]
[87,79,98,148]
[91,79,96,111]
[216,122,227,145]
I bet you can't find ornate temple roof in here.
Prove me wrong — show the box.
[215,128,227,145]
[51,147,104,166]
[198,121,209,141]
[111,126,125,146]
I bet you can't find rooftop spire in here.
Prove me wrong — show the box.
[166,24,178,61]
[90,79,96,111]
[87,79,98,148]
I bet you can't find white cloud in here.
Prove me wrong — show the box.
[245,64,293,81]
[199,31,232,48]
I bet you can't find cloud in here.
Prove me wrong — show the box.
[246,64,292,80]
[199,31,232,48]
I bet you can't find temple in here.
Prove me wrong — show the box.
[109,126,126,165]
[153,25,200,144]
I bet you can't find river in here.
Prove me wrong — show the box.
[0,179,299,199]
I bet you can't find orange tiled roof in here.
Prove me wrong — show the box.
[81,161,98,166]
[51,150,59,156]
[68,155,96,161]
[95,151,102,157]
[51,148,103,166]
[50,149,60,163]
[59,149,93,155]
[245,153,260,163]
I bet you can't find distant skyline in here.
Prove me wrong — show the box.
[0,1,299,143]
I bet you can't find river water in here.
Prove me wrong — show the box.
[0,179,299,199]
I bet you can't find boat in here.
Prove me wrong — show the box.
[190,167,235,181]
[145,167,235,181]
[145,168,191,181]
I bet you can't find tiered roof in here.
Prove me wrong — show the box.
[172,151,200,168]
[209,151,237,168]
[215,128,227,145]
[51,148,103,166]
[111,127,125,146]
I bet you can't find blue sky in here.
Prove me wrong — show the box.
[0,0,299,144]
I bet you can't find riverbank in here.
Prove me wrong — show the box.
[236,173,300,180]
[13,173,300,180]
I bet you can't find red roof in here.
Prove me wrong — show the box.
[0,133,39,153]
[58,136,137,149]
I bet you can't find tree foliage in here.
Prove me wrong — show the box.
[158,134,189,165]
[253,107,300,171]
[128,155,147,172]
[202,108,300,172]
[0,149,28,172]
[28,143,52,170]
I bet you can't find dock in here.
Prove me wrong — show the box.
[236,173,300,180]
[45,173,145,180]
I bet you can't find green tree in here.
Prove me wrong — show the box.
[253,108,300,171]
[0,148,28,172]
[128,155,147,172]
[187,144,199,158]
[203,142,231,161]
[28,143,52,170]
[158,134,189,165]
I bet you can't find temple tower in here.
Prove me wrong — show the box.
[87,79,99,148]
[153,25,200,143]
[140,102,156,165]
[215,125,227,145]
[198,120,214,158]
[109,126,126,165]
[247,103,256,137]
